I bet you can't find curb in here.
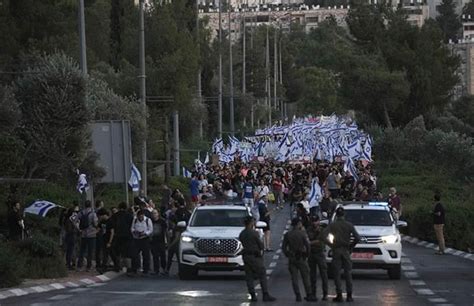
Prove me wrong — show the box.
[0,271,123,301]
[402,234,474,262]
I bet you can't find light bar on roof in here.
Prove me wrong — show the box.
[368,202,389,206]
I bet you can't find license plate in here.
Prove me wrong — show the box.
[207,257,228,263]
[352,252,374,259]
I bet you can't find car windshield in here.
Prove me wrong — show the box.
[190,209,249,227]
[343,209,393,226]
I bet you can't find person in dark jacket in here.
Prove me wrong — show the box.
[7,201,24,241]
[150,209,168,275]
[433,194,446,255]
[110,202,134,272]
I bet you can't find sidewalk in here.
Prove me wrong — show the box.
[0,269,123,300]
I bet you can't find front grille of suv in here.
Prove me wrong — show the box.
[195,238,239,256]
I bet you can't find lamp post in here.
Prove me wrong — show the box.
[138,0,147,193]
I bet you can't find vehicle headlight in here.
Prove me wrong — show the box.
[181,235,195,243]
[382,234,399,244]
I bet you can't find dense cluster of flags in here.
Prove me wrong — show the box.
[212,115,373,167]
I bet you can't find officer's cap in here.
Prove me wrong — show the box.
[244,216,255,225]
[291,217,301,226]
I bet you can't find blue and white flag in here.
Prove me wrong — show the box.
[344,157,359,181]
[128,163,141,192]
[308,178,322,208]
[362,136,373,161]
[204,152,210,164]
[24,200,58,217]
[77,173,89,194]
[182,167,192,178]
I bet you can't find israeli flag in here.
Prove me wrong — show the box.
[128,163,141,192]
[362,136,373,161]
[308,178,322,208]
[182,167,192,178]
[77,173,89,194]
[24,200,58,217]
[344,157,359,181]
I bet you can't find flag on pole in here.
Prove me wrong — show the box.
[128,163,141,192]
[77,172,89,194]
[344,157,359,181]
[308,177,322,208]
[24,200,59,217]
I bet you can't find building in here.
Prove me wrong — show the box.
[449,40,474,98]
[428,0,469,19]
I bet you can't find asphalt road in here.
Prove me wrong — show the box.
[2,205,473,306]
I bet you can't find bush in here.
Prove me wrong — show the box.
[0,243,22,288]
[15,233,67,279]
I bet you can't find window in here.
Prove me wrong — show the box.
[306,16,319,23]
[190,209,249,227]
[257,15,269,22]
[343,210,393,226]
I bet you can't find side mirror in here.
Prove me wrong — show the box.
[177,221,187,228]
[256,221,267,228]
[396,221,407,228]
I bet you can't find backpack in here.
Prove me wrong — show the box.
[79,211,91,230]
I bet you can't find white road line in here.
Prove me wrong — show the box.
[463,253,472,259]
[276,249,282,254]
[453,251,463,256]
[49,283,65,290]
[409,280,426,286]
[413,288,435,295]
[272,255,279,260]
[10,289,28,296]
[48,294,73,301]
[269,262,277,268]
[401,265,416,271]
[266,269,273,275]
[96,275,110,281]
[404,272,419,278]
[428,298,448,303]
[444,248,454,254]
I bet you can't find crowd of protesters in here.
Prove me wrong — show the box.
[3,157,404,276]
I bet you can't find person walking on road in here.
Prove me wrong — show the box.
[130,209,153,275]
[77,200,99,272]
[150,209,168,275]
[433,193,446,255]
[282,218,317,302]
[307,215,329,301]
[238,216,276,302]
[324,206,360,302]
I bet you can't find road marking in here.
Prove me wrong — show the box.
[65,282,79,287]
[49,283,65,290]
[426,243,436,249]
[30,303,51,306]
[418,241,429,246]
[266,269,273,275]
[69,288,91,293]
[463,253,472,259]
[48,294,72,301]
[10,289,28,296]
[428,298,448,303]
[453,250,463,256]
[269,262,277,268]
[96,274,110,281]
[409,280,426,286]
[444,248,454,254]
[88,283,106,287]
[401,257,412,263]
[276,249,282,254]
[30,286,48,293]
[0,293,6,300]
[401,265,415,271]
[413,288,435,295]
[404,272,419,278]
[272,255,279,260]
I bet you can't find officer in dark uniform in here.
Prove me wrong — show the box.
[239,216,276,302]
[307,215,329,301]
[324,206,361,302]
[282,218,317,302]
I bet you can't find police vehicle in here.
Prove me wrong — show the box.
[323,202,407,279]
[177,203,266,280]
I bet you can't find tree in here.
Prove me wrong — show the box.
[14,53,91,180]
[436,0,462,43]
[462,0,474,18]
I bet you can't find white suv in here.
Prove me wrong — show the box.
[323,202,407,279]
[177,204,265,280]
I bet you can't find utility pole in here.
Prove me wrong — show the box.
[266,26,271,126]
[279,29,284,120]
[138,0,147,194]
[173,111,180,176]
[229,4,235,136]
[218,0,223,139]
[242,6,247,129]
[196,0,203,139]
[78,0,87,75]
[273,27,278,113]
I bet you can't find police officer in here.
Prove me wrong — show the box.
[239,216,276,302]
[324,206,360,302]
[307,215,329,301]
[282,218,317,302]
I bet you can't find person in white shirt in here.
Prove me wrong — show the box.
[130,210,153,274]
[256,180,270,202]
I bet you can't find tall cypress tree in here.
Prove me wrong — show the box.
[436,0,462,43]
